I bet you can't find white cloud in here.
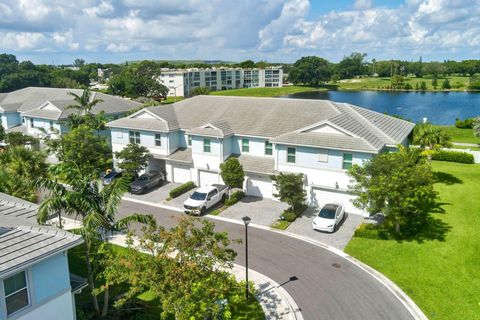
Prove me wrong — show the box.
[354,0,373,10]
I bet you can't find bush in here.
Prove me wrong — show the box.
[432,150,474,164]
[169,181,196,198]
[455,117,475,129]
[224,191,245,206]
[353,223,390,240]
[280,204,307,222]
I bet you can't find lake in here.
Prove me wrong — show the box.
[282,91,480,125]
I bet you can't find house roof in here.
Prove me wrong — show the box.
[232,154,275,175]
[0,192,83,277]
[167,147,193,163]
[0,226,82,277]
[0,87,142,120]
[107,95,415,153]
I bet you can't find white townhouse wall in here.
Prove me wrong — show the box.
[106,96,415,216]
[158,67,283,97]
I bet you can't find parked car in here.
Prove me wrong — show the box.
[130,171,165,194]
[102,170,122,185]
[312,203,345,233]
[183,184,227,215]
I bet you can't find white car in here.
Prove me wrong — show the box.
[183,184,227,215]
[312,203,345,233]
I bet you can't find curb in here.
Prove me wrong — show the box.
[232,264,303,320]
[121,198,427,320]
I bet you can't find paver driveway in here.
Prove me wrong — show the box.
[220,196,288,226]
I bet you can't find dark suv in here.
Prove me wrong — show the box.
[130,171,165,194]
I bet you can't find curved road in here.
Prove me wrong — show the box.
[119,200,414,320]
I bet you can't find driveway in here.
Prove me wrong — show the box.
[286,207,364,250]
[123,181,181,203]
[220,196,287,226]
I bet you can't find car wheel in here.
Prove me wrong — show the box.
[221,194,227,202]
[141,187,147,194]
[200,207,206,215]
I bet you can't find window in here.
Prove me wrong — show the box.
[4,271,29,316]
[155,133,162,146]
[242,138,249,153]
[129,131,140,144]
[29,118,34,128]
[287,147,296,163]
[187,135,192,146]
[203,138,211,153]
[116,130,123,139]
[318,149,329,162]
[343,153,353,169]
[265,141,273,155]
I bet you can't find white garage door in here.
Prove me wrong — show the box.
[311,187,365,216]
[173,165,191,183]
[199,170,219,186]
[247,175,273,199]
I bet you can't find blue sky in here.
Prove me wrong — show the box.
[1,0,479,65]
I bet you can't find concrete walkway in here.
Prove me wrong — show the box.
[107,232,303,320]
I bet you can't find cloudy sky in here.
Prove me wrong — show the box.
[1,0,479,64]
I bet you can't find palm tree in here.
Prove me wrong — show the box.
[37,163,154,316]
[412,123,451,160]
[68,88,104,115]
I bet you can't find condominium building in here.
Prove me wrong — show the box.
[158,67,283,97]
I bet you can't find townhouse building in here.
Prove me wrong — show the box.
[0,193,85,320]
[158,67,283,97]
[0,87,141,140]
[107,95,414,215]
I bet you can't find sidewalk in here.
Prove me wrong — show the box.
[107,232,303,320]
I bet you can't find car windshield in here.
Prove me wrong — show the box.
[138,174,148,181]
[318,205,338,219]
[104,172,116,179]
[190,192,207,200]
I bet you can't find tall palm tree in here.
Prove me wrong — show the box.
[412,123,451,160]
[37,163,154,316]
[68,88,104,115]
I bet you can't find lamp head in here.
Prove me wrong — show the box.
[242,216,251,226]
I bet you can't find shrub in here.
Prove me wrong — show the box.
[431,150,474,164]
[353,223,390,240]
[169,181,196,198]
[455,117,475,129]
[280,204,307,222]
[224,190,245,206]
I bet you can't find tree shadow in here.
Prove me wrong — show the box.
[398,214,452,243]
[433,171,463,185]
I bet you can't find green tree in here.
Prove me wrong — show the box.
[5,132,39,147]
[238,59,255,68]
[191,86,210,96]
[271,173,306,211]
[0,146,47,201]
[49,125,111,177]
[0,124,6,142]
[420,81,427,91]
[413,123,451,160]
[431,76,438,89]
[98,217,241,320]
[74,58,86,67]
[289,56,332,86]
[64,112,107,131]
[337,52,367,79]
[348,146,438,234]
[37,164,154,316]
[68,88,104,115]
[390,75,404,89]
[220,158,245,195]
[441,78,451,89]
[114,143,151,178]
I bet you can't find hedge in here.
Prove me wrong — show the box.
[455,117,475,129]
[224,191,245,206]
[169,181,196,198]
[432,150,475,164]
[280,204,308,222]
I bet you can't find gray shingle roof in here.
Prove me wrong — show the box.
[0,226,82,276]
[232,154,275,174]
[6,125,27,134]
[106,118,170,132]
[0,87,141,119]
[272,132,378,153]
[107,96,414,153]
[167,148,193,163]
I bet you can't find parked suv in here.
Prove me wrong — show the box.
[130,171,165,194]
[102,170,122,186]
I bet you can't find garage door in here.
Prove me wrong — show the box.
[247,175,273,199]
[311,187,364,216]
[173,165,191,183]
[199,170,219,186]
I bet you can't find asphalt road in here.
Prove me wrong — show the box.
[118,200,414,320]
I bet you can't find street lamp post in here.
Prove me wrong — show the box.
[242,216,251,301]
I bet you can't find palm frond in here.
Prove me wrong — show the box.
[114,213,156,231]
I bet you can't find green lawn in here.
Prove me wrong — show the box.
[334,76,471,91]
[210,85,326,97]
[345,161,480,320]
[69,244,264,319]
[438,126,480,144]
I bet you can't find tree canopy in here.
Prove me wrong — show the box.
[114,142,151,177]
[271,172,306,211]
[220,158,245,190]
[288,56,332,86]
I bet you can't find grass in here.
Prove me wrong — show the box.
[344,161,480,320]
[69,243,264,319]
[334,76,472,91]
[438,126,480,144]
[210,85,326,97]
[450,145,480,151]
[271,220,291,230]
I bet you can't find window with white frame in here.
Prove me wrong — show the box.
[3,271,29,316]
[129,131,140,144]
[155,133,162,146]
[116,129,123,139]
[317,149,328,162]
